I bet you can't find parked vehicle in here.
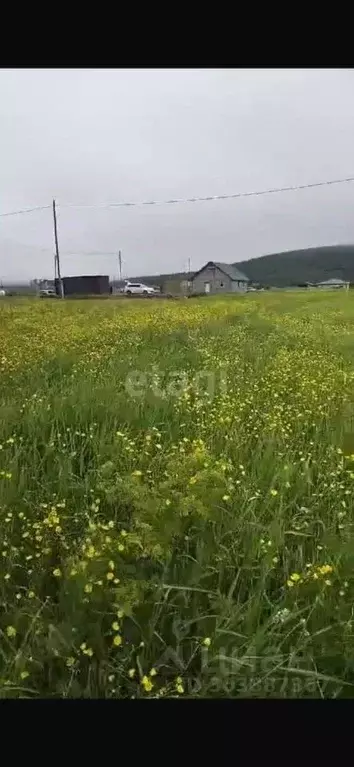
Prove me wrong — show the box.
[123,282,158,296]
[39,289,57,298]
[0,289,6,297]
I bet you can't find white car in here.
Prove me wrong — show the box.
[123,282,158,295]
[39,289,57,298]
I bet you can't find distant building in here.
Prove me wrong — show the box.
[55,275,110,296]
[191,261,249,294]
[316,278,349,289]
[31,279,55,293]
[163,278,192,296]
[111,280,127,294]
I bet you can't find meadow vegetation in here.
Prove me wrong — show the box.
[1,291,354,698]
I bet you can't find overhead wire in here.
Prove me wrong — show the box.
[2,175,354,274]
[58,175,354,210]
[2,175,354,218]
[0,235,119,257]
[0,205,51,218]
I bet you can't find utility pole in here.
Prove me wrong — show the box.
[118,250,122,281]
[52,199,64,298]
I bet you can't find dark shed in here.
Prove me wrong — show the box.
[55,275,110,296]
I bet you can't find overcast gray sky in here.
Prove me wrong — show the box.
[1,68,354,282]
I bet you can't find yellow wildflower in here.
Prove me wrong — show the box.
[318,564,333,576]
[112,621,120,631]
[141,675,153,692]
[6,625,16,638]
[175,675,184,693]
[106,572,114,581]
[113,634,122,647]
[53,568,62,578]
[203,637,211,647]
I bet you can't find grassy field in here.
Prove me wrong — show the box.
[1,291,354,698]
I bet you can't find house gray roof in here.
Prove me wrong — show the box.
[192,261,249,282]
[214,262,249,282]
[317,278,348,285]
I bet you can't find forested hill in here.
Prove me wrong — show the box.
[235,245,354,286]
[128,245,354,288]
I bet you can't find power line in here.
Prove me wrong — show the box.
[0,236,120,257]
[0,240,117,258]
[0,204,51,218]
[59,175,354,210]
[2,175,354,219]
[61,251,118,256]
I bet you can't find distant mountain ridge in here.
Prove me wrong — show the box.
[235,245,354,287]
[128,245,354,288]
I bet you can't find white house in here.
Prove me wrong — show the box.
[316,278,349,290]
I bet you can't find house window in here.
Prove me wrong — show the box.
[220,282,224,287]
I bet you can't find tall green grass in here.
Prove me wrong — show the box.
[1,293,354,697]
